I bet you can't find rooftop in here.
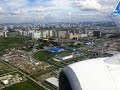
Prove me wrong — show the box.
[46,47,64,53]
[56,53,72,58]
[46,77,59,87]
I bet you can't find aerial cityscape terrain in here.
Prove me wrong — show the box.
[0,0,119,90]
[0,21,119,90]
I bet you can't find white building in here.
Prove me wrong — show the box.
[32,31,41,39]
[42,30,48,38]
[80,34,88,38]
[0,32,4,37]
[21,30,55,39]
[28,30,34,38]
[46,77,59,88]
[1,80,9,85]
[16,30,23,36]
[57,31,67,39]
[0,31,7,37]
[22,30,29,37]
[56,54,73,60]
[48,30,53,37]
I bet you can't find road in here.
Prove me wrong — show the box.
[0,60,49,90]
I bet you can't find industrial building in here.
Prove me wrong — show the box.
[0,74,23,86]
[46,47,64,53]
[74,51,81,56]
[83,40,94,45]
[45,77,59,89]
[56,53,73,60]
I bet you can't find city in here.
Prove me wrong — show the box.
[0,0,119,90]
[0,21,119,90]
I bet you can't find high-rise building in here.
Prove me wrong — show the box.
[32,31,41,39]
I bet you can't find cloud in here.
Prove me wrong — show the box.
[0,0,118,23]
[76,0,118,12]
[76,0,101,11]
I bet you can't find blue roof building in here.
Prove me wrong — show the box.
[46,47,64,53]
[84,40,94,45]
[74,51,81,56]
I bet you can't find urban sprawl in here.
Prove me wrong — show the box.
[0,22,119,90]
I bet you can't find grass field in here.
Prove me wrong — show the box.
[34,50,72,61]
[34,50,66,68]
[0,37,29,54]
[0,69,11,75]
[2,80,45,90]
[0,62,14,75]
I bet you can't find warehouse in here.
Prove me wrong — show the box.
[84,40,94,45]
[56,53,73,60]
[46,47,64,53]
[45,77,59,89]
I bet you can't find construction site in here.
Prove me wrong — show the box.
[1,49,51,74]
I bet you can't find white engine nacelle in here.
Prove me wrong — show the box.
[59,54,120,90]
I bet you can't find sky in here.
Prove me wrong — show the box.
[0,0,118,23]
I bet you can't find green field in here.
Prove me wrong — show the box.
[0,69,11,75]
[2,80,45,90]
[0,37,29,54]
[34,50,55,60]
[34,50,72,61]
[0,62,14,76]
[34,50,67,68]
